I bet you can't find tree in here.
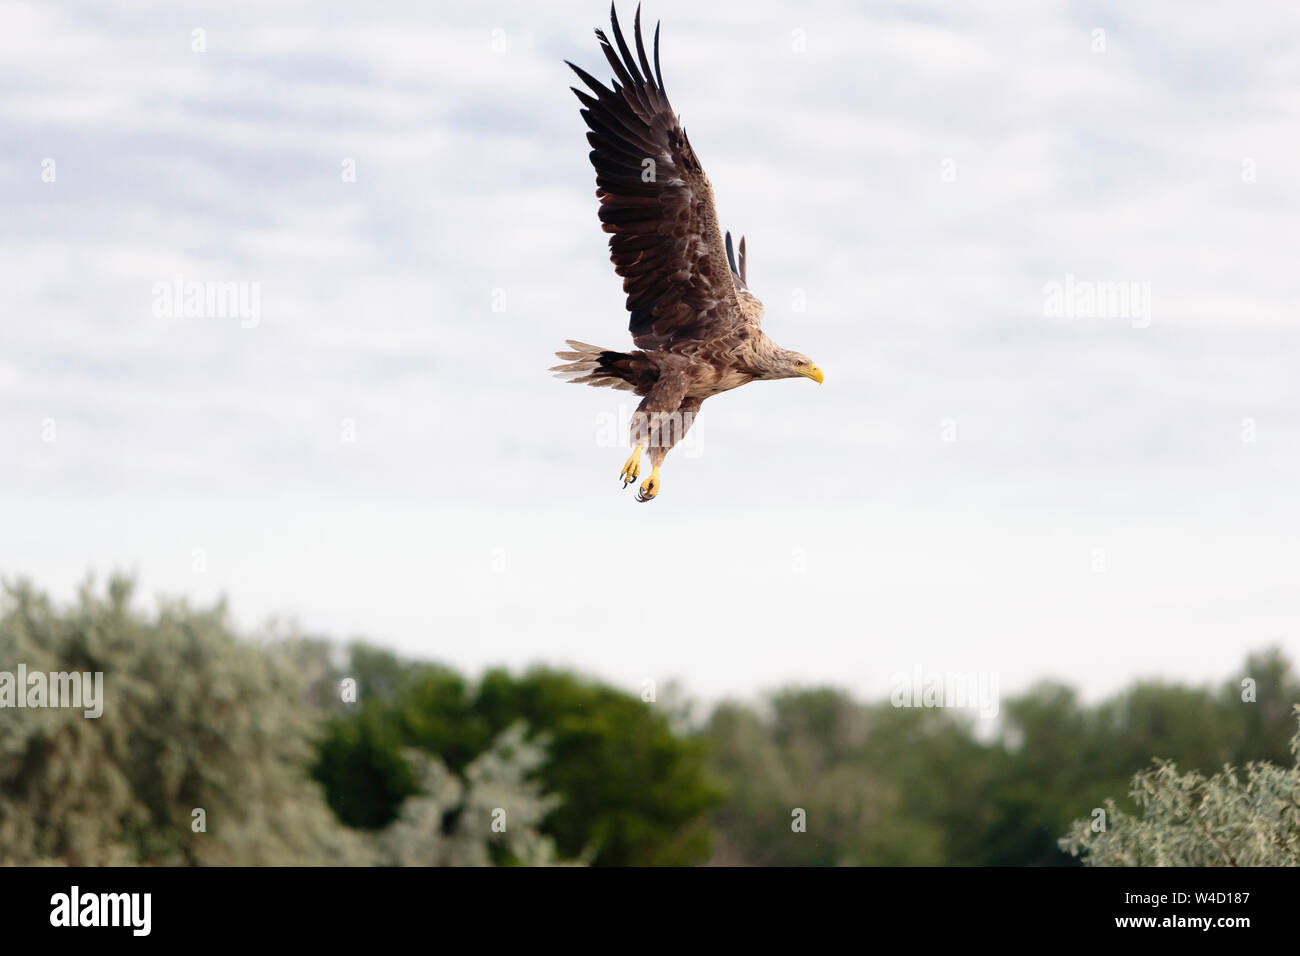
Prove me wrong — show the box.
[1061,708,1300,866]
[314,659,724,865]
[705,658,1300,867]
[0,575,367,865]
[374,723,569,866]
[706,690,982,866]
[0,577,572,867]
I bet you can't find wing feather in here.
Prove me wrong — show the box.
[567,4,744,350]
[725,230,764,324]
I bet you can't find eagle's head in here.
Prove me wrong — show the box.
[769,348,825,384]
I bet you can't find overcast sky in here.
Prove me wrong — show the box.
[3,0,1298,708]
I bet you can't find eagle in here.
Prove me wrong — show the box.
[552,4,824,503]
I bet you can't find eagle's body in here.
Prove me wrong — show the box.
[553,4,823,501]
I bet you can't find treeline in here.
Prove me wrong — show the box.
[1,576,1296,865]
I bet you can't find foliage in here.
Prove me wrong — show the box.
[703,653,1300,867]
[975,651,1300,865]
[0,577,569,866]
[5,573,1299,867]
[1060,708,1300,866]
[374,723,567,866]
[706,691,979,865]
[0,575,368,865]
[314,658,724,866]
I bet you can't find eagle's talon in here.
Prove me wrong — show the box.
[636,469,660,502]
[619,446,643,487]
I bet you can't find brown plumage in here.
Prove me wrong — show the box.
[552,4,823,502]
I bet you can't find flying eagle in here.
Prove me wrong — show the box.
[552,4,824,503]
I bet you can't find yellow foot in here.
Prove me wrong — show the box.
[636,467,661,503]
[620,446,644,488]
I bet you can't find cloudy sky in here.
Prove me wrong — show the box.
[3,0,1298,707]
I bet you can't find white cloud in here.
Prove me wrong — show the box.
[2,0,1297,704]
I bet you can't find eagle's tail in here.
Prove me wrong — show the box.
[550,340,647,392]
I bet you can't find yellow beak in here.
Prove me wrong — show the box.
[799,364,825,384]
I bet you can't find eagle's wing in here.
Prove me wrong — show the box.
[567,5,748,351]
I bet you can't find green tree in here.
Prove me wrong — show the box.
[0,575,367,865]
[704,654,1300,867]
[374,723,568,866]
[1061,708,1300,866]
[706,690,987,866]
[0,577,572,867]
[314,659,723,865]
[960,659,1300,867]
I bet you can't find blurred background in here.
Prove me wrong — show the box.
[2,0,1299,864]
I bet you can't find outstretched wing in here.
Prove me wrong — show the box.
[567,4,743,351]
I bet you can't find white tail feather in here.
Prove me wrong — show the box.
[550,340,635,390]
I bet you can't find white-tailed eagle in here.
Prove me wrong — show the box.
[553,4,824,502]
